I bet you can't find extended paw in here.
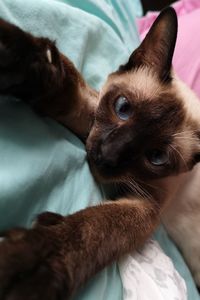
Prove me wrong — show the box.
[0,18,64,103]
[0,225,69,300]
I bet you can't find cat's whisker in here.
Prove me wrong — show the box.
[115,182,125,196]
[121,177,143,199]
[113,182,119,194]
[174,137,199,143]
[172,135,195,140]
[137,178,164,194]
[172,130,197,137]
[173,136,198,140]
[169,144,189,171]
[122,176,153,201]
[120,182,134,196]
[173,129,194,134]
[119,182,127,195]
[171,131,199,147]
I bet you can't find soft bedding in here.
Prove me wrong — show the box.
[0,0,197,299]
[137,0,200,98]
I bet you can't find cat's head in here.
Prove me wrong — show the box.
[86,7,200,184]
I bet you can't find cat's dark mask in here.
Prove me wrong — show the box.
[86,7,200,184]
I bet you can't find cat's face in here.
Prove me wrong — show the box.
[86,8,200,183]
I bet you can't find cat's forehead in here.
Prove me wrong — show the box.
[101,67,165,99]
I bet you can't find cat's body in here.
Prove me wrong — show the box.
[162,77,200,285]
[163,164,200,285]
[0,7,199,299]
[92,58,200,285]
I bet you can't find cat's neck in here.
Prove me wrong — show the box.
[147,171,194,211]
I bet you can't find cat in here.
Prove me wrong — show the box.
[0,7,199,299]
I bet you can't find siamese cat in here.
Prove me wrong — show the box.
[0,7,199,299]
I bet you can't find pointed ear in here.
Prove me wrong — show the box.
[120,7,178,81]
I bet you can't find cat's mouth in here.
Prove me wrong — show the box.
[86,135,115,183]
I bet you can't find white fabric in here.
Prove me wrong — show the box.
[118,240,187,300]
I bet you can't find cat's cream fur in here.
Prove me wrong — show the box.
[163,165,200,284]
[162,75,200,285]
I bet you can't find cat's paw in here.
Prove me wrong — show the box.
[0,18,63,102]
[0,225,69,300]
[0,18,34,91]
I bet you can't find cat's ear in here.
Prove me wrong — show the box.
[120,7,177,82]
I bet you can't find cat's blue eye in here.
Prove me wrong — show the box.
[147,150,169,166]
[114,96,132,121]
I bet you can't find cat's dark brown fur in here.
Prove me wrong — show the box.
[0,7,200,299]
[0,200,158,299]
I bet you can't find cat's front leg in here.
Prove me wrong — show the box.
[0,197,161,299]
[0,18,97,140]
[0,18,64,101]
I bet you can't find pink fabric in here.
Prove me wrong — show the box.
[137,0,200,98]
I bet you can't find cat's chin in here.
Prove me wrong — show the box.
[88,162,114,183]
[87,158,125,184]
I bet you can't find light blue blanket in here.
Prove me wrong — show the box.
[0,0,199,299]
[0,0,141,299]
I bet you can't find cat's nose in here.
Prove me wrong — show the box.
[100,145,118,167]
[87,146,102,165]
[87,145,117,168]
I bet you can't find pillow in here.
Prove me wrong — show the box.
[137,0,200,98]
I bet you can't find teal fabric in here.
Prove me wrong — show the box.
[0,0,141,299]
[58,0,141,54]
[0,1,198,300]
